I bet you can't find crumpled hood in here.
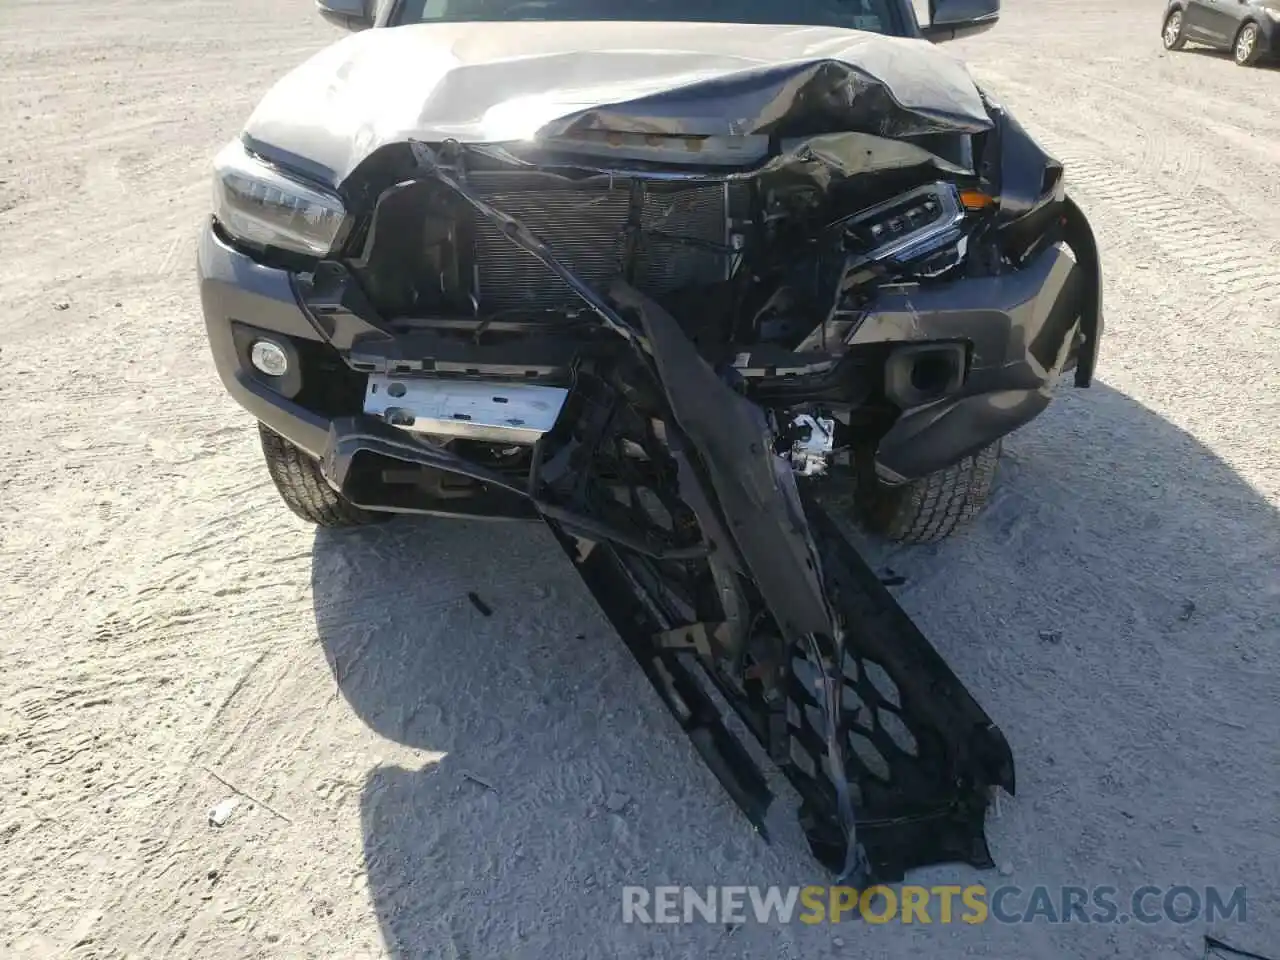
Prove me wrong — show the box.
[243,21,992,188]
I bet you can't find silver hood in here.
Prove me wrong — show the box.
[242,21,992,188]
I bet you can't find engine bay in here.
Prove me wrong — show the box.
[344,138,1004,353]
[323,133,1047,480]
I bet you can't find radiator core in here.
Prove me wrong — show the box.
[468,172,730,312]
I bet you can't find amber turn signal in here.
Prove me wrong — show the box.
[959,189,996,210]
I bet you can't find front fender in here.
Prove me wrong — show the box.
[1063,193,1104,387]
[980,100,1104,387]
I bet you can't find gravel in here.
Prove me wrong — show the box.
[1,0,1276,957]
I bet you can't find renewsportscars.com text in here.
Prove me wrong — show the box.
[621,884,1247,926]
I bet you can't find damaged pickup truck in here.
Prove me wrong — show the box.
[198,0,1103,882]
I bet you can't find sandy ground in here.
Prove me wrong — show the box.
[1,0,1278,957]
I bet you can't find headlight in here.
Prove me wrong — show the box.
[212,140,347,257]
[842,183,967,272]
[1264,7,1280,20]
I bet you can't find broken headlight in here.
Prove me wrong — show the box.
[842,183,968,276]
[212,140,347,257]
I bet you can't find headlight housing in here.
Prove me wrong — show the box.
[841,183,970,277]
[1263,7,1280,21]
[212,140,347,257]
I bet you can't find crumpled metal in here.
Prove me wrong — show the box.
[241,20,992,188]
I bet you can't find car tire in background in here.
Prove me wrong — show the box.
[1162,9,1187,50]
[857,441,1003,544]
[1233,22,1262,65]
[258,423,390,528]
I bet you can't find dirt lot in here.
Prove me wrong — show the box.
[1,0,1277,957]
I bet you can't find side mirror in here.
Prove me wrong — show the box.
[317,0,373,31]
[920,0,1000,42]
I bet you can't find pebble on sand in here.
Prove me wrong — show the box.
[208,796,240,827]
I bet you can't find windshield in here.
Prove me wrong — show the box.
[393,0,910,36]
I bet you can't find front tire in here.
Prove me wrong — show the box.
[1163,9,1187,50]
[258,423,389,528]
[1234,22,1261,65]
[860,442,1002,544]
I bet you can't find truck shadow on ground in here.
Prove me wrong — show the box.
[311,381,1280,960]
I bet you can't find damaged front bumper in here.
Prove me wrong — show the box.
[862,221,1097,482]
[197,140,1101,880]
[198,199,1101,488]
[296,313,1018,883]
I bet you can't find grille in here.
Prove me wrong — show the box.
[468,172,729,312]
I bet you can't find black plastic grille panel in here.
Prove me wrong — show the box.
[778,504,1016,879]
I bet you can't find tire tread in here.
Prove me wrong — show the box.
[866,442,1001,544]
[258,423,387,528]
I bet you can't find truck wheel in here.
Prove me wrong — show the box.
[258,423,389,528]
[861,441,1002,544]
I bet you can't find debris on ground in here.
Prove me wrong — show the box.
[461,770,495,791]
[1038,630,1063,644]
[208,797,240,827]
[467,592,493,617]
[1204,935,1278,960]
[203,766,293,823]
[1179,600,1197,622]
[605,791,631,814]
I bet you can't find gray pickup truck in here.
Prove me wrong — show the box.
[197,0,1102,882]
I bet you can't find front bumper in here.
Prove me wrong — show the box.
[199,200,1102,490]
[859,193,1103,482]
[860,238,1093,482]
[198,223,333,458]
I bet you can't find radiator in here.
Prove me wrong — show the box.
[468,172,730,312]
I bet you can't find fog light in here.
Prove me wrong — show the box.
[249,339,289,377]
